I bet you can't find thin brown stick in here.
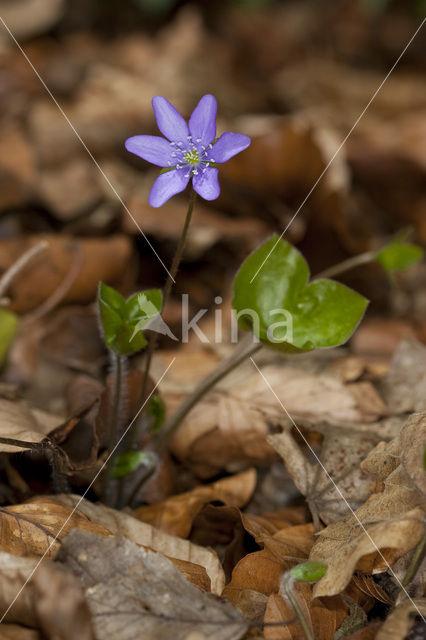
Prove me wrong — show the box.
[0,240,48,302]
[23,243,82,323]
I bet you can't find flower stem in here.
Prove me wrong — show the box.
[139,187,197,416]
[314,250,377,280]
[102,352,124,505]
[154,338,262,453]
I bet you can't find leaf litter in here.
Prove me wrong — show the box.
[0,3,425,639]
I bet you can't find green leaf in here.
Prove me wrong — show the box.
[233,234,309,337]
[126,290,162,325]
[110,451,149,479]
[0,309,18,366]
[290,561,327,583]
[291,279,368,350]
[148,395,166,432]
[98,283,162,355]
[233,235,368,352]
[99,282,126,316]
[375,240,423,274]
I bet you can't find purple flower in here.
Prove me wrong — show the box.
[125,95,251,208]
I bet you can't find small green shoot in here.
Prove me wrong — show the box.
[98,282,162,355]
[110,451,149,479]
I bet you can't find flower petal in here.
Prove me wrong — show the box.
[125,135,174,167]
[192,167,220,201]
[152,96,189,143]
[209,132,251,163]
[149,169,190,208]
[189,94,217,146]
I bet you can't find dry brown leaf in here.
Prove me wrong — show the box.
[58,530,248,640]
[134,469,256,538]
[308,410,426,597]
[268,425,378,524]
[352,574,393,605]
[264,583,347,640]
[227,588,268,625]
[241,507,308,540]
[262,524,315,563]
[399,411,426,496]
[310,506,424,598]
[39,158,103,220]
[0,551,94,639]
[0,234,132,313]
[375,598,426,640]
[54,494,225,594]
[168,359,385,476]
[0,399,62,452]
[343,622,382,640]
[0,625,41,640]
[0,0,65,41]
[0,498,111,558]
[381,338,426,414]
[223,549,286,600]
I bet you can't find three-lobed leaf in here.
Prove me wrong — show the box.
[233,235,368,352]
[98,283,162,355]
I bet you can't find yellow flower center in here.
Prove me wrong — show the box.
[184,150,200,165]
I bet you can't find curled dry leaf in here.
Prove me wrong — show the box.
[375,598,426,640]
[223,522,315,607]
[0,551,94,639]
[0,234,132,313]
[0,399,62,453]
[310,432,425,598]
[307,412,426,597]
[54,494,225,594]
[58,530,248,640]
[134,469,256,538]
[0,498,111,558]
[311,507,424,600]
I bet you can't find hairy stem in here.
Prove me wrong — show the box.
[136,187,197,442]
[102,352,125,505]
[314,250,377,280]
